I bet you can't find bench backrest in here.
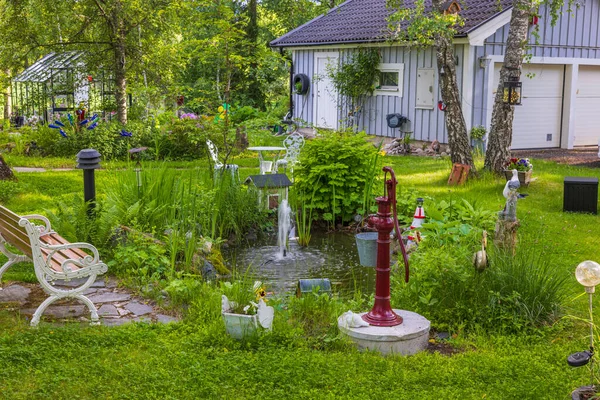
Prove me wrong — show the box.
[0,206,33,257]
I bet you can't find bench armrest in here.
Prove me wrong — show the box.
[41,242,107,275]
[20,214,53,234]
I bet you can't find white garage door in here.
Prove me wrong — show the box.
[493,64,564,149]
[574,66,600,147]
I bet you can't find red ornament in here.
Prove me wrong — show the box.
[87,75,93,82]
[438,101,447,112]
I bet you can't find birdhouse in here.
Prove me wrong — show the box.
[441,1,461,15]
[244,174,293,209]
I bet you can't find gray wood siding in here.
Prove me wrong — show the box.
[482,1,600,58]
[471,0,600,129]
[292,45,466,143]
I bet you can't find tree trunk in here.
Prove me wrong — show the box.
[3,81,10,120]
[484,0,534,173]
[432,6,474,172]
[113,1,127,125]
[246,0,262,109]
[0,154,15,181]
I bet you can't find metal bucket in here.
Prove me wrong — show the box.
[355,232,378,267]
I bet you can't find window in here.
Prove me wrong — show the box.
[374,63,404,96]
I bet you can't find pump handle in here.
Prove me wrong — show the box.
[383,167,410,283]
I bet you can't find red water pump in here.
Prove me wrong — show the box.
[363,166,410,327]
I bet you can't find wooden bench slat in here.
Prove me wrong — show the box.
[40,233,90,260]
[0,206,21,223]
[0,220,33,257]
[39,247,81,272]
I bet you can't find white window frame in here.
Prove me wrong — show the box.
[374,63,404,97]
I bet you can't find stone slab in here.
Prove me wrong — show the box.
[156,314,179,324]
[102,317,133,327]
[338,309,430,356]
[88,293,131,303]
[21,305,86,319]
[98,304,119,317]
[0,285,31,303]
[125,301,153,316]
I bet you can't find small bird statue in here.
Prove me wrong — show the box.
[340,311,370,328]
[473,230,488,271]
[501,169,528,222]
[503,169,529,199]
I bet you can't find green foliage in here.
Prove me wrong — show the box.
[394,241,568,334]
[326,48,380,126]
[470,125,486,141]
[387,0,465,45]
[287,292,345,346]
[108,233,171,285]
[0,180,21,204]
[294,130,379,224]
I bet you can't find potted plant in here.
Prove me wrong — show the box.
[504,157,533,186]
[221,280,274,339]
[470,125,486,155]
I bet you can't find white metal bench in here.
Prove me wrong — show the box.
[0,206,107,326]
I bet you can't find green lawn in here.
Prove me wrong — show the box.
[1,154,599,399]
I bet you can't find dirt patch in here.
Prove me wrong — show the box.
[512,148,600,169]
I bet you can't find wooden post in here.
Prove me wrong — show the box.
[494,218,519,254]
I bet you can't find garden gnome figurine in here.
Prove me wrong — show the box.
[406,198,425,250]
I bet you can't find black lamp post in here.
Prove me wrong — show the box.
[76,149,102,213]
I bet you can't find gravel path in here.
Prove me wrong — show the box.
[512,147,600,168]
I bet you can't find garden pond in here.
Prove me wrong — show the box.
[224,231,382,297]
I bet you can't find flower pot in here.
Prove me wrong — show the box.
[503,169,532,187]
[471,138,485,154]
[222,312,258,339]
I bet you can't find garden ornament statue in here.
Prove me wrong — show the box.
[501,169,528,222]
[363,166,410,326]
[473,231,488,271]
[568,261,600,398]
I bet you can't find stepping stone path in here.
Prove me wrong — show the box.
[0,277,180,326]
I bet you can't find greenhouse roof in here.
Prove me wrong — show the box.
[13,52,84,83]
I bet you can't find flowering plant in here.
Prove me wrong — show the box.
[505,157,533,172]
[221,280,267,315]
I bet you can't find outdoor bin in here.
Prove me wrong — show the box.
[564,176,598,214]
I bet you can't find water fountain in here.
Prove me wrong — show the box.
[277,199,292,258]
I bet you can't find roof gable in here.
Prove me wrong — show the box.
[271,0,513,47]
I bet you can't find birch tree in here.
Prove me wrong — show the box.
[388,0,474,172]
[485,0,573,172]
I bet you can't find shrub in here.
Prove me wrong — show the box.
[393,242,568,334]
[294,130,379,224]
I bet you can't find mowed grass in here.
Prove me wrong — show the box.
[1,154,599,398]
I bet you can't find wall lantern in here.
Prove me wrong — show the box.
[479,55,491,69]
[503,76,522,106]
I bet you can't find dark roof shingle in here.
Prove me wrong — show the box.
[271,0,513,47]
